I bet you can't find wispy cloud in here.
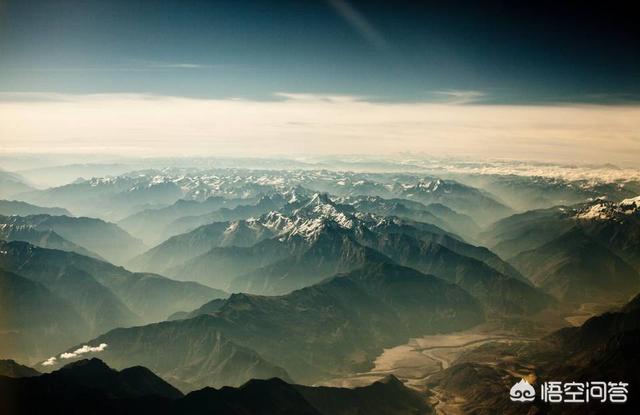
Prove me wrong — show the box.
[432,90,486,104]
[0,61,232,73]
[41,343,108,366]
[60,343,108,359]
[326,0,390,50]
[42,357,57,366]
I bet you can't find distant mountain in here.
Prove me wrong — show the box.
[166,193,522,299]
[166,238,291,290]
[573,196,640,270]
[0,241,225,330]
[0,222,103,259]
[18,174,185,221]
[0,200,70,216]
[395,179,513,226]
[118,195,258,244]
[17,162,137,188]
[0,241,139,337]
[0,170,34,199]
[458,174,637,212]
[365,216,525,282]
[480,206,573,258]
[0,214,145,264]
[511,228,640,303]
[167,193,288,238]
[0,360,40,378]
[361,233,550,314]
[484,196,640,270]
[115,262,482,385]
[344,195,480,242]
[0,269,88,363]
[0,359,432,415]
[129,219,277,273]
[229,229,391,295]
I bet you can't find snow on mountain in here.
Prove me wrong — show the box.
[575,196,640,221]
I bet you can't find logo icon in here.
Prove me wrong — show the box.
[510,378,536,402]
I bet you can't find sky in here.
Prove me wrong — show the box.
[0,0,639,164]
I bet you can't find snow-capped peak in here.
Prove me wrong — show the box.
[575,196,640,221]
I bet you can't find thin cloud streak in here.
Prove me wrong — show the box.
[0,93,638,166]
[326,0,390,50]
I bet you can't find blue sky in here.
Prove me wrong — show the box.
[1,0,638,103]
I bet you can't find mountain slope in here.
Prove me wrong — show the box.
[483,197,640,269]
[129,219,275,273]
[345,195,480,242]
[0,214,145,264]
[0,223,102,259]
[0,269,88,363]
[0,170,33,199]
[396,179,513,226]
[511,228,640,303]
[366,216,525,282]
[0,241,225,326]
[19,174,185,221]
[118,195,257,244]
[167,194,287,238]
[52,320,291,392]
[229,230,391,295]
[361,233,550,314]
[166,238,291,290]
[0,200,70,216]
[146,263,484,384]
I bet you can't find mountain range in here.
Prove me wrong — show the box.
[51,262,483,388]
[0,214,146,264]
[0,240,226,362]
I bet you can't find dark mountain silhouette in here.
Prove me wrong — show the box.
[0,360,40,378]
[0,359,432,415]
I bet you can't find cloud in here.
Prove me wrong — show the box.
[60,343,108,359]
[0,92,639,166]
[432,90,486,104]
[0,61,227,73]
[42,357,57,366]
